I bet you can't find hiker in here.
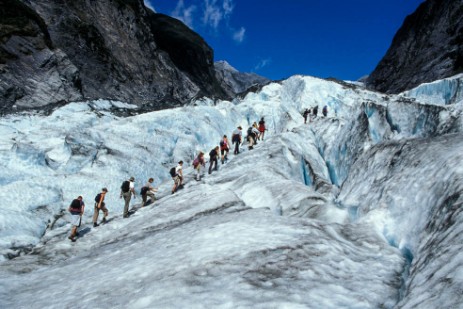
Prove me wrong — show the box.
[93,188,109,227]
[193,152,206,181]
[209,146,219,174]
[247,125,260,150]
[220,135,230,164]
[141,178,158,207]
[322,105,328,117]
[258,117,266,140]
[252,122,259,145]
[231,126,242,155]
[171,161,183,194]
[303,109,310,124]
[313,106,319,118]
[68,196,85,242]
[253,122,259,141]
[120,177,136,218]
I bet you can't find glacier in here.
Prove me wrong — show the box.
[0,74,462,308]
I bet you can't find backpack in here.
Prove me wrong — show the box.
[193,158,199,167]
[247,127,253,136]
[121,180,130,193]
[94,193,102,203]
[140,186,149,195]
[219,140,224,147]
[70,199,81,210]
[169,167,177,177]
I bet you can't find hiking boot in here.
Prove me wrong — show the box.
[68,236,76,242]
[123,214,129,218]
[93,222,99,227]
[171,191,175,195]
[102,218,107,223]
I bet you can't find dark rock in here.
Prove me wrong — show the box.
[367,0,463,94]
[214,60,270,98]
[0,0,237,115]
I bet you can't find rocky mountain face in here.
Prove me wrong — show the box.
[0,0,266,115]
[214,60,270,97]
[367,0,463,94]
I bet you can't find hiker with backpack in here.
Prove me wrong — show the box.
[193,152,205,181]
[120,177,136,218]
[258,117,266,140]
[141,178,158,207]
[220,135,230,164]
[231,126,242,155]
[322,105,328,117]
[313,106,319,118]
[303,109,310,124]
[93,188,109,227]
[247,125,259,150]
[208,146,220,174]
[68,196,85,242]
[171,161,184,194]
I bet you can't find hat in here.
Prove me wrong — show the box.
[102,188,108,192]
[129,177,135,181]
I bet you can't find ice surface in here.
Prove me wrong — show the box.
[1,75,463,308]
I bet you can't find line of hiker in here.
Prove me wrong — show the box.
[67,176,158,241]
[229,117,266,153]
[67,118,267,241]
[302,105,328,123]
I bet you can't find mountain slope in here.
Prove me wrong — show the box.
[0,0,231,113]
[214,60,270,97]
[367,0,463,93]
[1,75,463,307]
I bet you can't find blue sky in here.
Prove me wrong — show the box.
[145,0,425,81]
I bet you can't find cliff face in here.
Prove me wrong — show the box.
[367,0,463,94]
[0,0,82,113]
[214,61,270,98]
[0,0,231,114]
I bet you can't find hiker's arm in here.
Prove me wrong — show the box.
[81,203,85,215]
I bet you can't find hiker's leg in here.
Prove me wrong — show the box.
[71,226,77,237]
[102,205,108,218]
[123,193,131,216]
[92,204,99,223]
[146,191,155,203]
[142,194,147,206]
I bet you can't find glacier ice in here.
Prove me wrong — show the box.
[1,75,463,308]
